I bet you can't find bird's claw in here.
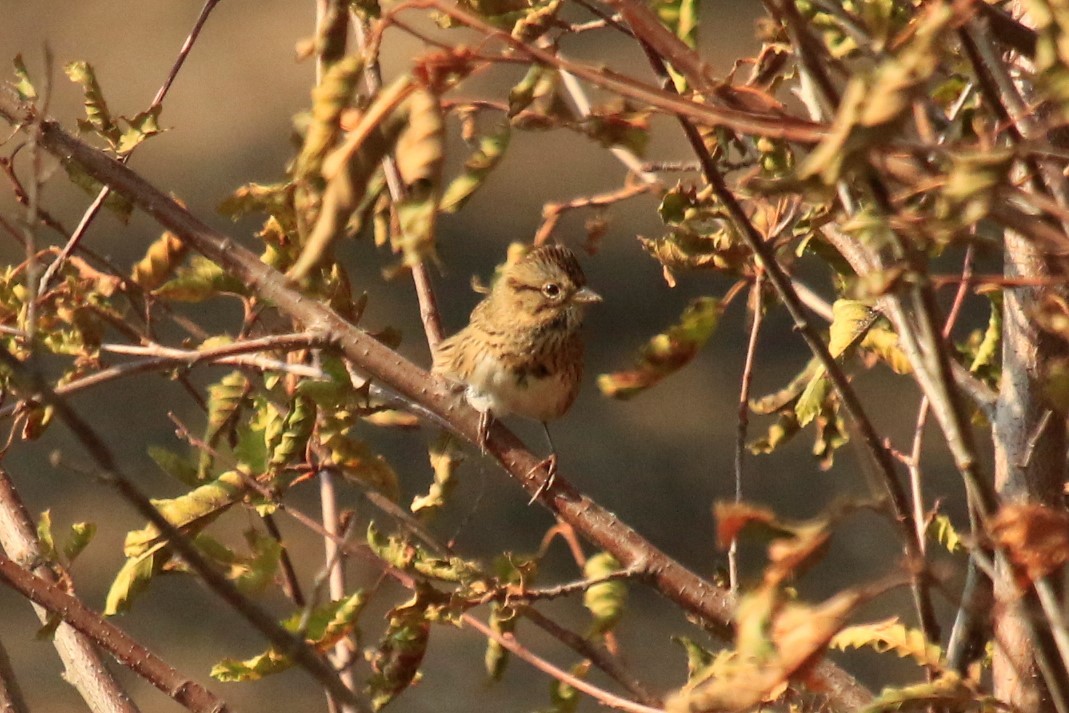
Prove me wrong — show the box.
[527,453,558,505]
[477,410,493,455]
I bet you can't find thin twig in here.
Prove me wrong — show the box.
[730,272,763,595]
[37,0,222,294]
[460,614,664,713]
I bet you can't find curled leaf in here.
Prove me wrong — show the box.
[599,296,720,399]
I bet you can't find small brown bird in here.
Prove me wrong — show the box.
[433,244,601,500]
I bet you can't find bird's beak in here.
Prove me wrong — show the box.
[572,287,603,304]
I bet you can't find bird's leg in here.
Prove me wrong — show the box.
[527,422,559,505]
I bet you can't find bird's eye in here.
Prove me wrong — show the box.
[542,283,562,299]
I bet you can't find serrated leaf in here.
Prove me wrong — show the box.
[392,89,444,269]
[367,522,481,582]
[211,592,365,682]
[862,672,996,712]
[268,395,315,471]
[927,514,962,554]
[199,371,250,477]
[831,617,943,668]
[599,296,719,399]
[65,60,119,145]
[115,105,163,154]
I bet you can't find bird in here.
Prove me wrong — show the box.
[433,243,602,502]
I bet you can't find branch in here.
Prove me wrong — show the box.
[0,87,875,710]
[0,551,230,713]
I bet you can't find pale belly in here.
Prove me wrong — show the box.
[465,352,571,422]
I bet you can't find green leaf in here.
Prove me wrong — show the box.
[148,446,200,487]
[583,552,627,636]
[862,672,996,712]
[115,105,164,154]
[411,432,465,516]
[367,594,431,710]
[484,603,516,681]
[105,552,159,615]
[65,60,119,145]
[12,54,37,101]
[211,593,365,682]
[154,255,247,302]
[599,296,720,399]
[61,158,133,223]
[831,617,943,668]
[36,510,55,560]
[927,514,962,554]
[828,299,878,358]
[794,372,830,427]
[62,522,96,564]
[122,470,247,559]
[671,636,715,684]
[295,55,364,181]
[440,122,510,213]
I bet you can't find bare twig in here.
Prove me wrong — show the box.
[37,0,222,294]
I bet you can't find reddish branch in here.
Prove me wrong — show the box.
[0,91,874,710]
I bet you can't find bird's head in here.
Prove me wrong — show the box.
[493,244,601,330]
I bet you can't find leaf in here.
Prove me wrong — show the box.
[484,603,516,681]
[267,395,316,472]
[115,105,163,154]
[62,522,96,564]
[544,662,589,713]
[440,121,510,213]
[860,325,912,374]
[797,4,952,184]
[36,510,55,560]
[583,552,627,636]
[968,290,1001,379]
[12,54,37,101]
[148,446,199,487]
[653,0,699,92]
[319,411,401,500]
[367,594,431,710]
[794,371,830,427]
[861,671,996,712]
[212,593,366,681]
[927,514,962,554]
[991,503,1069,583]
[828,299,878,358]
[295,55,364,181]
[154,255,247,302]
[130,229,189,290]
[598,296,720,399]
[61,158,133,223]
[671,636,715,684]
[393,89,445,269]
[411,432,465,516]
[831,617,943,668]
[105,552,159,615]
[199,371,250,478]
[367,523,482,583]
[750,357,822,414]
[288,77,412,282]
[65,61,119,145]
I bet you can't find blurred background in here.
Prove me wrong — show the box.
[0,2,985,711]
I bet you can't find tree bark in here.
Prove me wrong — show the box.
[992,228,1066,712]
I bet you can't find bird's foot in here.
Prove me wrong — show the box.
[527,453,558,505]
